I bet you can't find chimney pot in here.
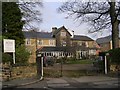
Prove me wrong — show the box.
[52,27,57,33]
[72,30,74,38]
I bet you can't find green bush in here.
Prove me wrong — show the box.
[2,53,12,63]
[108,48,120,64]
[56,59,61,63]
[15,45,30,64]
[2,45,30,65]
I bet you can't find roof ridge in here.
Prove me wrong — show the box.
[72,35,94,41]
[54,26,72,36]
[97,35,112,40]
[74,35,89,37]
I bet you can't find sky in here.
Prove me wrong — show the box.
[31,0,120,40]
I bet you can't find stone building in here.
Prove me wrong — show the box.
[96,35,120,52]
[23,26,99,63]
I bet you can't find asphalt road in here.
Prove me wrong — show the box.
[2,63,119,89]
[44,63,94,70]
[13,77,119,89]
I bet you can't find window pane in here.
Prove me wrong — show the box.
[49,40,54,45]
[26,39,31,45]
[37,39,43,45]
[61,32,66,36]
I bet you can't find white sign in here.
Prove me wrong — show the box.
[4,39,15,53]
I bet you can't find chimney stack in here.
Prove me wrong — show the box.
[72,30,74,38]
[52,27,57,34]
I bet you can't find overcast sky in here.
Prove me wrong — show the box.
[31,0,120,40]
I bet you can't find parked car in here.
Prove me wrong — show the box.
[43,56,54,67]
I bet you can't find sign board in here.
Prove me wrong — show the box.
[4,39,15,53]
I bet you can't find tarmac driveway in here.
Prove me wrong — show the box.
[44,63,94,71]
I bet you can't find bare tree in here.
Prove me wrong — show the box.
[58,0,120,49]
[18,0,43,30]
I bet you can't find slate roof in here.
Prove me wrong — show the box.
[53,26,72,36]
[96,35,120,44]
[71,35,94,41]
[23,31,53,39]
[38,47,65,52]
[96,35,112,44]
[37,46,97,53]
[23,30,94,41]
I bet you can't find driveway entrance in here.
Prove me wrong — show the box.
[43,62,100,78]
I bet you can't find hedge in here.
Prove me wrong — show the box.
[108,48,120,64]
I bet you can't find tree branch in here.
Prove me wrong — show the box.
[72,10,110,15]
[89,21,111,33]
[18,1,43,30]
[93,14,103,23]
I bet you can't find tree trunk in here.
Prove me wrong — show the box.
[112,19,119,49]
[109,2,119,49]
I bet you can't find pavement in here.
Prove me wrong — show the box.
[2,75,119,89]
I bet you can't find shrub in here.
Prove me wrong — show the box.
[2,53,12,63]
[15,45,30,65]
[56,58,64,63]
[108,48,120,64]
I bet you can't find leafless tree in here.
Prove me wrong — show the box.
[18,0,43,30]
[58,0,120,49]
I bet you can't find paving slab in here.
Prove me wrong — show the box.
[72,76,118,83]
[46,78,70,88]
[47,78,68,84]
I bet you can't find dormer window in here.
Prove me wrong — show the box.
[61,32,66,37]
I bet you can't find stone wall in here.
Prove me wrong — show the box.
[2,63,37,81]
[1,63,11,81]
[110,64,120,72]
[11,65,37,79]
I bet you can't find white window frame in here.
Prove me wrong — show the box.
[86,42,88,47]
[26,39,31,45]
[90,50,96,55]
[49,39,55,46]
[37,39,43,45]
[78,42,82,46]
[61,32,66,37]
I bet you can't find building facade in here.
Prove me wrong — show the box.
[23,26,99,63]
[96,35,120,52]
[71,35,99,59]
[23,30,56,63]
[52,26,72,47]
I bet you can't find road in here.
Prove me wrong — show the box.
[44,63,94,70]
[2,63,119,89]
[13,76,119,89]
